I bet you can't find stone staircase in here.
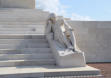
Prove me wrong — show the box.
[0,8,56,67]
[0,35,56,67]
[0,8,100,78]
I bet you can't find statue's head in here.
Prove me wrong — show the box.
[48,13,56,23]
[57,17,65,26]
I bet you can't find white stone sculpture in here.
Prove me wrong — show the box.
[46,13,80,52]
[46,13,86,67]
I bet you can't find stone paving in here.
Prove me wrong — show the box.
[88,63,111,78]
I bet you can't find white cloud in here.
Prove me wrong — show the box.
[36,0,66,16]
[36,0,94,21]
[71,13,94,21]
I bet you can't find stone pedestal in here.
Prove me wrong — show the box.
[47,33,86,67]
[0,0,35,9]
[51,41,86,67]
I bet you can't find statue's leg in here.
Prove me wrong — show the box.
[69,31,76,49]
[46,33,54,41]
[60,32,73,49]
[69,31,82,52]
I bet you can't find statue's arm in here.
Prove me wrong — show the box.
[46,21,54,40]
[46,20,52,34]
[64,20,74,31]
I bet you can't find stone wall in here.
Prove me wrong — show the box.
[68,21,111,62]
[0,0,35,8]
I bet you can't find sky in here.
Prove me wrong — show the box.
[36,0,111,21]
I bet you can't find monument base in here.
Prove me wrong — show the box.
[51,40,86,67]
[0,66,101,78]
[0,0,35,9]
[46,34,86,67]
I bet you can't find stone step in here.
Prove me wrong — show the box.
[0,43,49,49]
[0,21,45,23]
[0,31,45,34]
[0,9,49,13]
[0,22,46,25]
[0,31,45,33]
[0,19,47,22]
[0,34,45,39]
[0,66,100,78]
[0,59,56,67]
[0,48,51,54]
[0,12,48,15]
[0,11,49,13]
[0,54,53,60]
[0,12,48,14]
[0,8,48,12]
[0,39,47,44]
[0,10,48,13]
[0,25,45,28]
[0,9,48,12]
[0,13,49,16]
[0,15,48,19]
[0,14,48,17]
[0,10,49,14]
[0,28,45,31]
[0,17,48,19]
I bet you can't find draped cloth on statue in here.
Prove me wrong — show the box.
[46,14,80,52]
[46,13,86,67]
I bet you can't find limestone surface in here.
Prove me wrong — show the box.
[0,0,35,8]
[68,21,111,62]
[0,9,101,77]
[0,65,100,78]
[46,13,86,67]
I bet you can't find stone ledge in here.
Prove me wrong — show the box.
[0,0,35,9]
[0,65,100,77]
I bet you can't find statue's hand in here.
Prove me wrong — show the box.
[69,28,74,31]
[68,46,74,51]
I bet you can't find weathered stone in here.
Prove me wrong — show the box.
[68,21,111,62]
[0,8,101,77]
[46,14,86,67]
[0,0,35,8]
